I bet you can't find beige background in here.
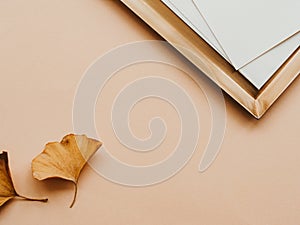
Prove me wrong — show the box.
[0,0,300,224]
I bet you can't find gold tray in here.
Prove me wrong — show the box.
[120,0,300,119]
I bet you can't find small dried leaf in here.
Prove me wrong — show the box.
[0,152,17,206]
[31,134,102,207]
[0,151,48,207]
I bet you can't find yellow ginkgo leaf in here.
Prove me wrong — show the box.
[0,151,48,207]
[31,134,102,208]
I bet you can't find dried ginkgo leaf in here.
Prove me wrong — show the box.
[31,134,102,208]
[0,151,48,207]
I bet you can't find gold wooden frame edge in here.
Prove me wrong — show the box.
[120,0,300,119]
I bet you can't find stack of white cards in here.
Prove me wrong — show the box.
[162,0,300,89]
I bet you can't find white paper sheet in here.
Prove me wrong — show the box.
[239,32,300,88]
[162,0,300,89]
[162,0,230,62]
[193,0,300,69]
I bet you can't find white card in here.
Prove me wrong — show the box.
[193,0,300,69]
[239,32,300,89]
[162,0,230,62]
[162,0,300,89]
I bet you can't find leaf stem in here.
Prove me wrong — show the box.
[16,194,48,203]
[69,183,78,208]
